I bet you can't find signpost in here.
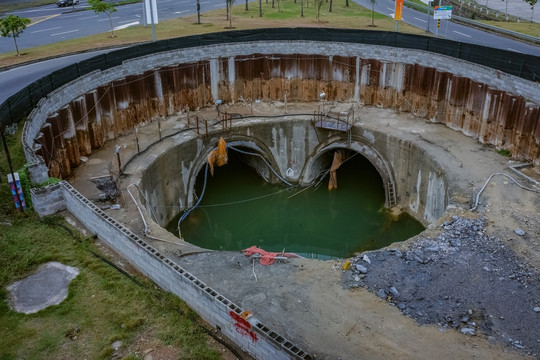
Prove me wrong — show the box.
[433,5,452,37]
[394,0,404,32]
[143,0,158,41]
[433,5,452,19]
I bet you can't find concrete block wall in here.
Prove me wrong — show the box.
[31,182,66,217]
[59,180,310,360]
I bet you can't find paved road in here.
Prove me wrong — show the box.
[0,50,112,103]
[353,0,540,56]
[1,1,539,104]
[2,0,540,55]
[0,0,226,53]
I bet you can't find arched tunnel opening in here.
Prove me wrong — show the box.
[167,147,424,259]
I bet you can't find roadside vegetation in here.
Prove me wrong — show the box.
[0,0,424,68]
[0,0,56,14]
[478,19,540,37]
[0,127,226,359]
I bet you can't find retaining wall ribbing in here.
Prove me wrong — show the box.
[58,180,309,359]
[24,41,540,156]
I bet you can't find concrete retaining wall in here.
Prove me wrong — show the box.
[23,41,540,184]
[57,180,309,359]
[31,182,65,217]
[139,118,447,228]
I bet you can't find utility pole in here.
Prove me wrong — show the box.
[149,0,156,42]
[426,0,431,32]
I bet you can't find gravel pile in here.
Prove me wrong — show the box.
[343,216,540,357]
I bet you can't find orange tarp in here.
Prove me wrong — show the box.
[328,151,343,190]
[207,137,228,175]
[243,246,301,265]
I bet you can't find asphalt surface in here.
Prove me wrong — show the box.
[352,0,540,55]
[0,49,112,103]
[1,0,540,55]
[1,1,539,104]
[0,0,226,52]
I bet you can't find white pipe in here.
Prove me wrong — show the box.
[126,183,180,245]
[471,173,540,211]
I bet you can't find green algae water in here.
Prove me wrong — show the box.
[168,151,424,259]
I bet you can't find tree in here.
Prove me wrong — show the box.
[501,0,509,20]
[523,0,537,22]
[88,0,117,37]
[370,0,376,27]
[0,15,31,56]
[226,0,236,28]
[259,0,262,16]
[316,0,324,21]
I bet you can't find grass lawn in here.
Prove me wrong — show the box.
[0,0,427,68]
[477,20,540,37]
[0,128,226,359]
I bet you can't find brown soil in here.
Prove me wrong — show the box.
[67,100,540,360]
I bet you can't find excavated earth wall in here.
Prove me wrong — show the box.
[25,41,540,183]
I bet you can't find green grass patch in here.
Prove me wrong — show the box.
[239,0,388,22]
[0,0,56,14]
[0,126,221,359]
[478,20,540,37]
[496,148,512,157]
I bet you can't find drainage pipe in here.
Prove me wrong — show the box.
[126,183,180,245]
[471,173,540,212]
[178,163,210,236]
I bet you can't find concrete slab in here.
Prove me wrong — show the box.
[6,262,79,314]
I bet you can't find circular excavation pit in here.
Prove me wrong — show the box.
[67,100,539,360]
[23,32,540,359]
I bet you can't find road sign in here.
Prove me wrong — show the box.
[437,19,440,28]
[434,5,452,20]
[395,0,404,21]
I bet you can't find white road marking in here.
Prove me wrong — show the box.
[213,3,222,7]
[113,21,140,31]
[15,8,59,13]
[386,7,393,11]
[414,17,427,23]
[174,10,190,14]
[98,16,120,21]
[61,13,88,18]
[31,26,61,33]
[507,47,523,53]
[50,29,79,36]
[79,15,99,20]
[452,30,471,37]
[118,19,139,24]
